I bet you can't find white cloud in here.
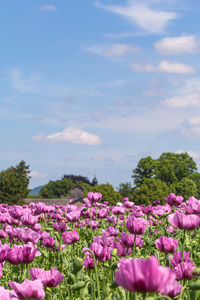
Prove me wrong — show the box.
[189,115,200,125]
[31,127,102,146]
[131,60,195,74]
[9,69,40,93]
[154,35,198,54]
[84,43,140,57]
[30,170,47,179]
[40,4,56,11]
[162,94,200,108]
[95,2,177,34]
[176,149,200,160]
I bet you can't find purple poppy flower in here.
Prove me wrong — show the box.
[115,256,176,293]
[94,235,115,247]
[155,236,178,253]
[171,212,200,230]
[142,205,153,214]
[165,193,184,206]
[161,281,182,298]
[174,262,195,280]
[52,222,67,233]
[83,256,98,270]
[102,226,119,237]
[111,207,125,216]
[65,211,80,222]
[62,229,79,245]
[112,241,132,257]
[0,286,16,299]
[16,227,41,244]
[29,267,64,287]
[0,244,10,263]
[7,244,38,265]
[9,279,45,299]
[21,212,38,226]
[170,251,193,268]
[120,233,143,249]
[87,192,102,202]
[126,216,148,235]
[42,236,55,249]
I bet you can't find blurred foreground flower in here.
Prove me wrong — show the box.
[8,279,45,299]
[115,256,176,293]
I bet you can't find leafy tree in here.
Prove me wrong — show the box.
[83,183,122,206]
[132,152,197,188]
[39,178,74,198]
[0,160,30,205]
[156,152,197,185]
[117,182,134,200]
[171,177,198,200]
[61,174,93,185]
[189,173,200,199]
[132,178,169,205]
[132,156,157,187]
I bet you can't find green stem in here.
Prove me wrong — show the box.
[83,249,100,300]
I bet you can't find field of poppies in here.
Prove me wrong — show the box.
[0,192,200,299]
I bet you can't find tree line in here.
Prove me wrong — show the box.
[1,152,200,205]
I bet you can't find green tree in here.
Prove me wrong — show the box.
[171,177,198,200]
[0,160,30,205]
[189,173,200,199]
[83,183,122,206]
[39,178,74,198]
[117,182,134,200]
[132,156,157,187]
[132,178,169,205]
[156,152,197,185]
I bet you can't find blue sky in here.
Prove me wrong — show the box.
[1,0,200,189]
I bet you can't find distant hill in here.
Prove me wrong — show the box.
[29,185,44,196]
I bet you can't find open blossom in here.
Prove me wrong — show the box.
[126,216,148,235]
[29,267,64,287]
[155,236,178,253]
[161,281,182,298]
[165,193,184,206]
[113,241,132,257]
[7,244,38,265]
[0,244,10,263]
[42,236,55,248]
[21,212,38,226]
[0,286,16,299]
[52,222,67,233]
[102,226,119,237]
[9,279,45,299]
[62,229,79,244]
[174,262,195,280]
[120,233,143,248]
[16,227,41,244]
[83,256,98,270]
[115,256,176,293]
[170,251,193,268]
[171,212,200,230]
[87,192,102,202]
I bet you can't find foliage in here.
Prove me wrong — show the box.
[130,152,199,204]
[0,160,30,205]
[156,152,197,185]
[171,177,198,200]
[61,174,93,186]
[39,178,75,198]
[189,172,200,199]
[117,182,134,201]
[132,178,169,205]
[132,156,158,187]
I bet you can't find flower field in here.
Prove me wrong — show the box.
[1,192,200,299]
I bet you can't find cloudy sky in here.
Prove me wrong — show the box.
[1,0,200,188]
